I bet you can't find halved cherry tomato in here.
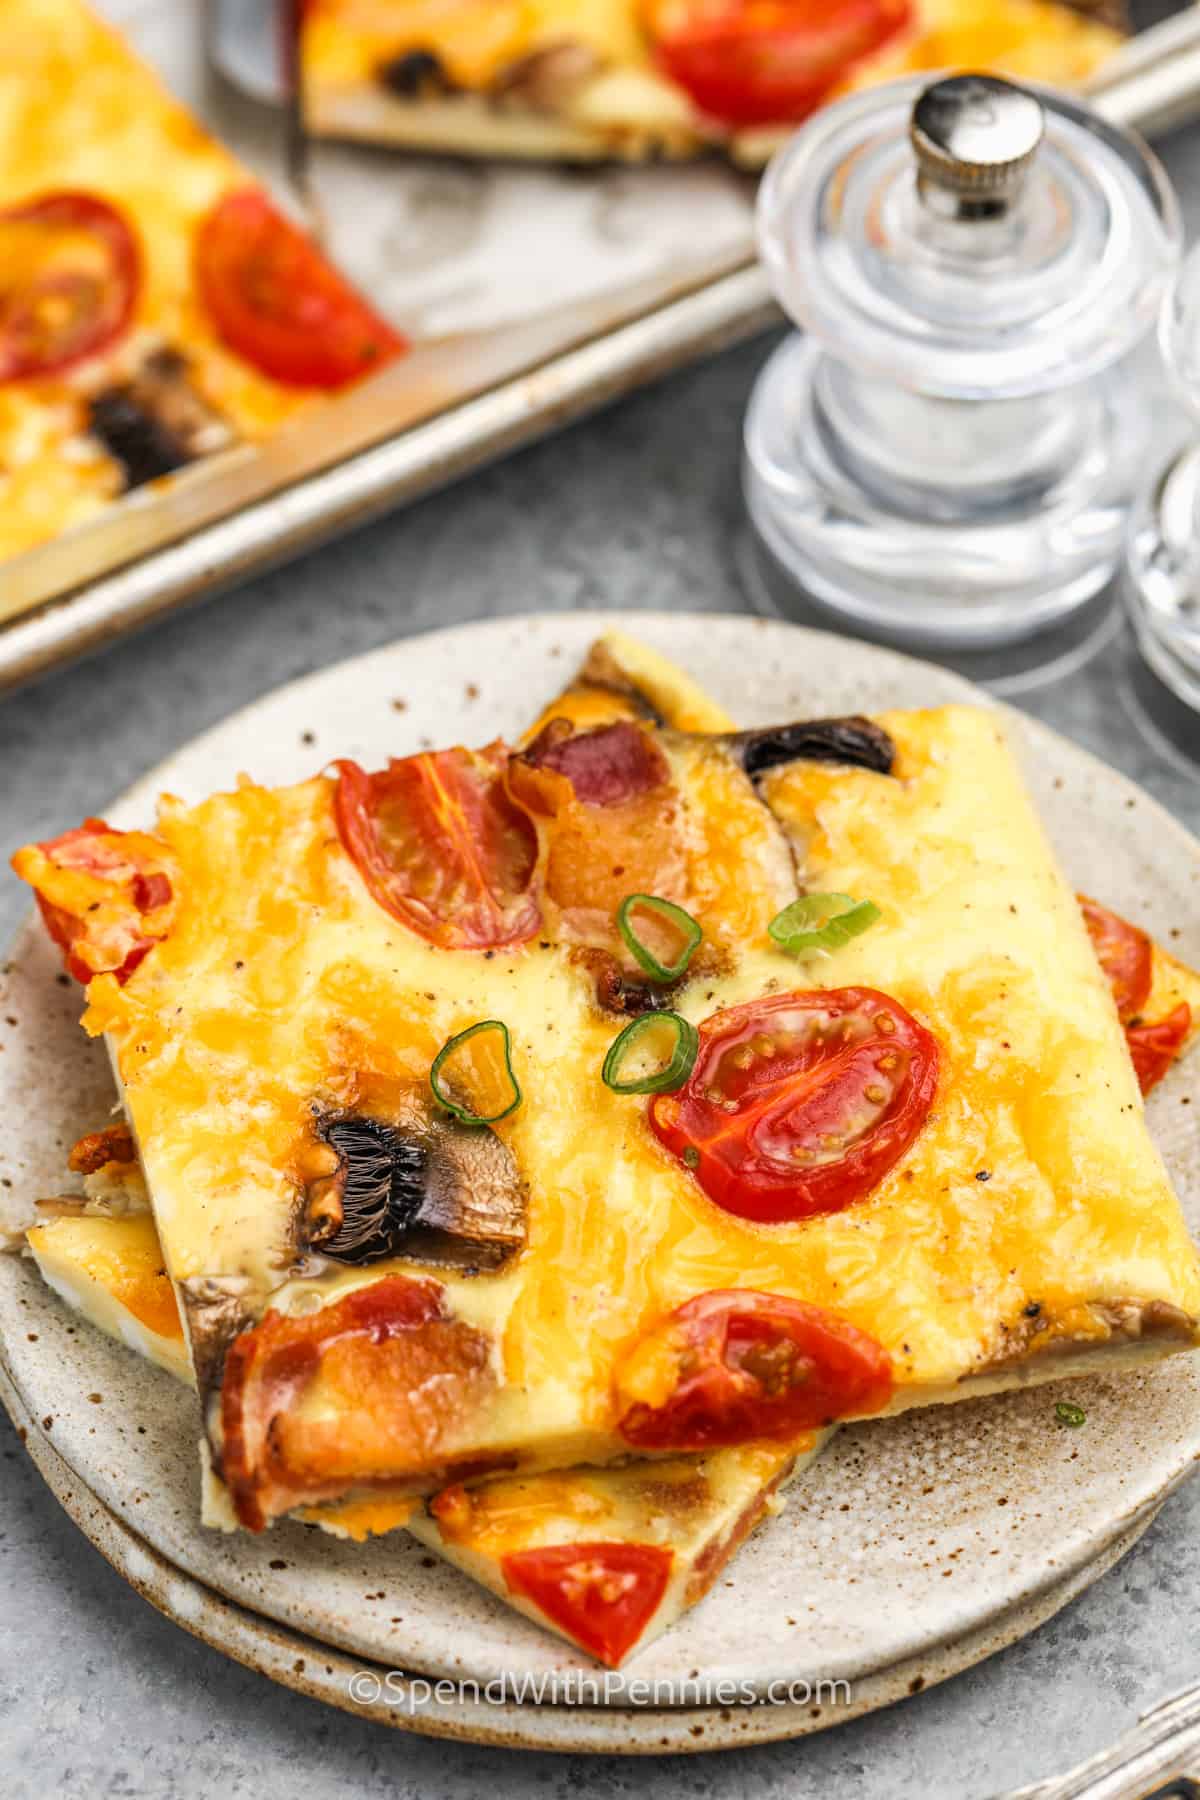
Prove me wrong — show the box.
[614,1289,893,1450]
[11,819,175,985]
[641,0,912,128]
[221,1275,493,1531]
[194,187,406,388]
[1078,897,1193,1093]
[1079,896,1153,1022]
[501,1541,674,1667]
[651,987,938,1224]
[1127,1003,1192,1097]
[0,191,141,382]
[334,745,542,950]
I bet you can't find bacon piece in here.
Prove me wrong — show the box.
[524,718,671,807]
[507,721,688,958]
[219,1275,495,1530]
[67,1122,136,1175]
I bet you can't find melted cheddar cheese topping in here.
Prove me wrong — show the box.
[23,1179,812,1638]
[838,0,1122,94]
[74,701,1200,1503]
[27,1211,190,1383]
[419,1444,795,1557]
[302,0,1121,162]
[303,0,651,91]
[0,0,322,562]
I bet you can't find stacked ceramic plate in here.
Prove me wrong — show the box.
[1,615,1197,1752]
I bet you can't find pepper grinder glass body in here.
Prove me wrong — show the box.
[744,75,1181,652]
[1125,250,1200,725]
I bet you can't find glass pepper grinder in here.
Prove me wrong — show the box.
[743,73,1182,656]
[1124,246,1200,743]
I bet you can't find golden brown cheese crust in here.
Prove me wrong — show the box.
[26,1211,191,1384]
[22,1201,817,1661]
[0,0,320,562]
[302,0,1123,166]
[58,698,1198,1535]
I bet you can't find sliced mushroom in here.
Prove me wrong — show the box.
[179,1274,258,1395]
[303,1112,526,1273]
[1060,0,1123,24]
[378,48,454,100]
[493,43,602,114]
[721,717,896,780]
[88,348,232,490]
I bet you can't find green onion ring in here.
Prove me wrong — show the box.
[602,1011,699,1096]
[768,892,881,957]
[1054,1400,1087,1428]
[616,893,703,983]
[430,1020,522,1125]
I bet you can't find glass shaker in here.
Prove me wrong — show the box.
[1125,245,1200,749]
[743,73,1181,659]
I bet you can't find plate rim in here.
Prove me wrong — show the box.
[0,1360,1163,1756]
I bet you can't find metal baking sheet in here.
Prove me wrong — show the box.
[3,0,1199,688]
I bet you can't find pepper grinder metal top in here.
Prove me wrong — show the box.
[910,74,1044,215]
[743,72,1181,653]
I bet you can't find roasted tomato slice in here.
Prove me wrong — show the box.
[506,719,688,957]
[334,744,542,950]
[500,1541,674,1668]
[651,987,938,1224]
[1079,897,1191,1093]
[1127,1003,1192,1097]
[220,1275,494,1531]
[1079,896,1153,1023]
[615,1289,893,1450]
[194,188,406,388]
[11,819,175,985]
[0,191,141,382]
[641,0,912,127]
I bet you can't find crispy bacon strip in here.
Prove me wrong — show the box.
[523,717,671,807]
[67,1122,137,1175]
[220,1276,495,1530]
[506,720,689,958]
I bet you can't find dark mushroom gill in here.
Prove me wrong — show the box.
[726,717,896,780]
[304,1112,526,1273]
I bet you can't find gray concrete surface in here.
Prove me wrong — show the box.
[5,116,1200,1800]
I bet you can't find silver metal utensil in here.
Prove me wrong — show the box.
[1000,1681,1200,1799]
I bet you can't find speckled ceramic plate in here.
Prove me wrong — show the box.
[1,614,1198,1729]
[0,1358,1161,1754]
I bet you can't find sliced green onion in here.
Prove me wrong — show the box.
[617,894,703,983]
[1054,1400,1087,1429]
[602,1011,699,1096]
[430,1020,521,1125]
[768,892,881,957]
